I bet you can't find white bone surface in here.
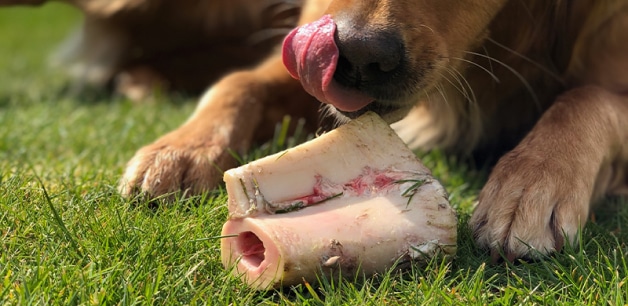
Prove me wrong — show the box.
[221,112,457,289]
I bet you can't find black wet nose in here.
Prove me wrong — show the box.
[334,26,404,87]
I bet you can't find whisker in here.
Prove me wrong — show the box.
[449,66,477,105]
[446,67,473,104]
[437,67,471,104]
[481,45,496,78]
[438,64,476,105]
[317,104,347,135]
[434,83,449,106]
[451,56,500,83]
[417,24,437,35]
[427,81,450,109]
[486,38,565,85]
[463,50,542,110]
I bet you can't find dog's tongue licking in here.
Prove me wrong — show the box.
[282,15,374,112]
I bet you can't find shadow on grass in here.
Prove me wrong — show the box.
[0,77,201,110]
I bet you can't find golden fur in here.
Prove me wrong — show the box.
[4,0,627,260]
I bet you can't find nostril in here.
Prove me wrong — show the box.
[369,59,398,73]
[337,55,354,75]
[334,26,404,85]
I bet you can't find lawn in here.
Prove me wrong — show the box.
[1,3,627,305]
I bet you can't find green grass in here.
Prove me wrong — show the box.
[1,3,628,305]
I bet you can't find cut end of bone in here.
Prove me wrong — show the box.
[220,112,457,290]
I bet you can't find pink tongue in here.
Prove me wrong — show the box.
[282,15,374,112]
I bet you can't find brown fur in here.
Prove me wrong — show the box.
[45,0,303,99]
[4,0,628,260]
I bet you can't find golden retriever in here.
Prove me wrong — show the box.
[5,0,628,261]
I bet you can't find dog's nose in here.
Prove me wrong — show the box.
[334,25,404,86]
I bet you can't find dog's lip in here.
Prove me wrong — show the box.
[282,15,375,112]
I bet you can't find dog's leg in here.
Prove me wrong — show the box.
[470,86,628,261]
[119,0,331,200]
[118,57,316,200]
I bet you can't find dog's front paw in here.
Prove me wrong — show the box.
[119,129,238,201]
[469,150,592,261]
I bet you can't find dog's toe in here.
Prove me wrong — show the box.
[469,151,591,261]
[119,137,236,202]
